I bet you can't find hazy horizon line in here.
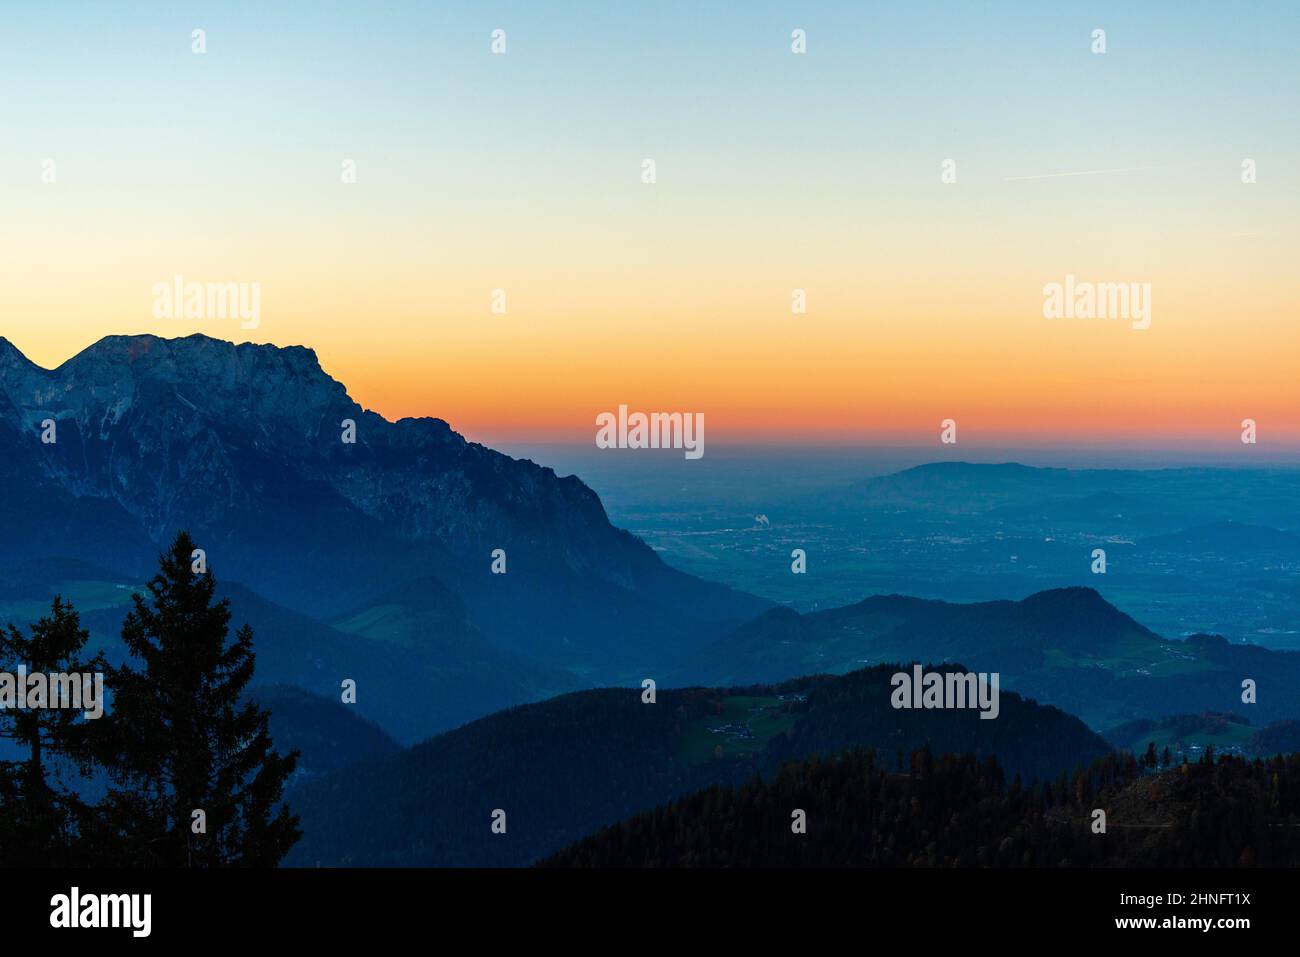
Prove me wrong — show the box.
[490,441,1300,469]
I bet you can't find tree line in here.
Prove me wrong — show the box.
[543,745,1300,867]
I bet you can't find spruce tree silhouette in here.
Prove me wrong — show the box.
[0,597,103,866]
[99,532,301,866]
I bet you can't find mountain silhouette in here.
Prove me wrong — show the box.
[0,334,767,740]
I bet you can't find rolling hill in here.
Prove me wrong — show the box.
[285,663,1109,867]
[0,557,577,744]
[673,586,1300,729]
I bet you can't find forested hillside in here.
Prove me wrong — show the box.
[287,664,1108,866]
[544,748,1300,867]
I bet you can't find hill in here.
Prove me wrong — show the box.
[247,684,401,779]
[804,461,1300,535]
[285,664,1108,866]
[674,586,1300,728]
[543,747,1300,867]
[0,557,575,743]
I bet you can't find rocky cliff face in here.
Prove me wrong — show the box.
[0,334,764,668]
[3,335,607,555]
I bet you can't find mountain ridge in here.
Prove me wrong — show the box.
[0,333,768,741]
[671,584,1300,729]
[286,662,1110,867]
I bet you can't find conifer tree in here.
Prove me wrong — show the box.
[0,597,103,865]
[98,532,300,866]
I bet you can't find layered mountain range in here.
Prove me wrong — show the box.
[673,585,1300,728]
[0,334,765,711]
[5,333,1298,865]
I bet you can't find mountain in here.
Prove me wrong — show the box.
[204,579,580,743]
[633,458,1300,650]
[285,664,1109,867]
[0,334,768,738]
[673,586,1159,686]
[0,345,158,573]
[800,461,1300,536]
[247,685,401,780]
[542,747,1300,868]
[672,587,1300,728]
[0,555,574,743]
[817,461,1087,515]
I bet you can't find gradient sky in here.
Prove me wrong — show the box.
[2,1,1298,452]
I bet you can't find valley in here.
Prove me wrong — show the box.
[3,335,1299,870]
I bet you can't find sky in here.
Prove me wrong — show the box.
[2,1,1298,453]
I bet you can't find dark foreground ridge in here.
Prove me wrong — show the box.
[543,747,1300,868]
